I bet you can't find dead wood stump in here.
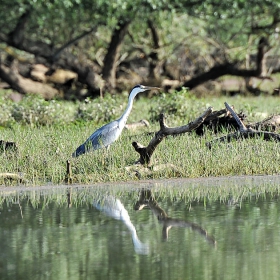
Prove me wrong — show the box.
[0,140,17,153]
[132,107,213,165]
[195,108,247,135]
[207,102,280,148]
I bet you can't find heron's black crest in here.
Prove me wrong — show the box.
[132,84,142,90]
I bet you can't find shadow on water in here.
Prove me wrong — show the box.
[1,175,280,280]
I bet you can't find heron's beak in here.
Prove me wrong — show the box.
[143,86,161,90]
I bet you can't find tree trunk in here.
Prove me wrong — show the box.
[8,8,32,46]
[0,62,59,99]
[102,19,130,90]
[147,19,160,79]
[177,37,270,91]
[256,37,269,76]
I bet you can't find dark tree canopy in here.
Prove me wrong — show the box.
[1,0,280,99]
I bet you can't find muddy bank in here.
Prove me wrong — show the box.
[1,174,280,194]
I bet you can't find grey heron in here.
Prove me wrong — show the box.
[93,196,149,255]
[72,84,160,157]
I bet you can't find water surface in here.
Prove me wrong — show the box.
[1,176,280,280]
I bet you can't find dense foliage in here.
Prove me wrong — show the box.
[1,0,280,97]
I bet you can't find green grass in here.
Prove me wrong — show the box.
[1,90,280,186]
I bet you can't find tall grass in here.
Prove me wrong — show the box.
[1,90,280,186]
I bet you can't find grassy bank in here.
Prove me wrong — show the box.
[1,90,280,186]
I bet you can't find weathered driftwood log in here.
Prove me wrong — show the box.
[207,102,280,148]
[250,114,280,132]
[132,107,213,165]
[195,107,247,135]
[0,63,59,99]
[0,172,26,183]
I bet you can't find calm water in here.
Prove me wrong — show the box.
[1,176,280,280]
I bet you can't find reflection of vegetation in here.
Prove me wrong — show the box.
[1,180,280,279]
[1,176,280,210]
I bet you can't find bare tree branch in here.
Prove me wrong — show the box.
[132,107,213,165]
[0,62,59,99]
[51,26,97,61]
[177,37,270,90]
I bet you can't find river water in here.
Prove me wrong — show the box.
[0,175,280,280]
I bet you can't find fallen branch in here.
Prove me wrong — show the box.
[132,107,213,165]
[125,163,182,179]
[207,102,280,148]
[125,119,150,130]
[250,114,280,132]
[0,172,26,183]
[195,107,247,135]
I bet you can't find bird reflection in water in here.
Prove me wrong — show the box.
[134,189,216,246]
[93,196,149,255]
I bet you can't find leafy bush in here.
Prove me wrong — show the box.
[75,94,125,124]
[11,95,75,126]
[0,104,15,128]
[149,88,205,125]
[0,92,129,128]
[0,92,16,127]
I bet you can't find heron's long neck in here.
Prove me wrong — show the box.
[122,215,149,255]
[121,215,140,245]
[118,94,136,126]
[122,215,136,234]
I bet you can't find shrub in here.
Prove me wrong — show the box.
[11,95,75,126]
[149,88,205,125]
[75,94,125,124]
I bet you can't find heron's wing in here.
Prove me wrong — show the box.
[72,120,122,157]
[87,120,121,149]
